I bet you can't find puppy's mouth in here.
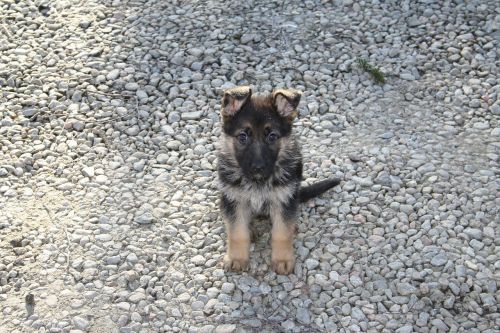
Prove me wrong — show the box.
[248,173,270,183]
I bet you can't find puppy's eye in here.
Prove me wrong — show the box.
[267,132,279,144]
[238,132,248,144]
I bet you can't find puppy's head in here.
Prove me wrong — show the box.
[220,86,301,183]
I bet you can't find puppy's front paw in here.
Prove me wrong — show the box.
[272,257,295,275]
[271,231,295,274]
[223,255,249,272]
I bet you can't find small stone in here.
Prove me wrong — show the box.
[491,104,500,115]
[351,307,366,321]
[191,62,203,71]
[82,167,95,178]
[215,324,236,333]
[106,69,120,80]
[156,153,169,164]
[469,99,481,108]
[135,212,154,224]
[79,20,91,29]
[200,325,215,333]
[181,111,203,120]
[115,302,130,311]
[408,17,422,27]
[127,253,138,263]
[400,73,415,81]
[473,121,489,129]
[130,312,142,322]
[165,139,181,150]
[177,292,191,303]
[128,292,145,303]
[191,255,205,265]
[480,293,496,307]
[431,318,448,331]
[396,324,413,333]
[125,82,139,91]
[106,255,121,265]
[161,125,175,136]
[469,239,484,251]
[240,34,255,44]
[348,153,362,162]
[126,125,140,136]
[465,260,478,270]
[221,282,235,294]
[136,90,148,99]
[305,258,319,270]
[73,316,90,330]
[356,196,370,204]
[171,308,182,317]
[281,320,295,330]
[464,228,482,240]
[46,295,58,306]
[397,282,418,296]
[133,160,145,172]
[168,112,181,123]
[89,47,103,56]
[366,204,382,216]
[95,175,108,184]
[71,120,85,132]
[341,303,351,315]
[188,47,204,57]
[444,296,455,309]
[431,253,447,266]
[296,307,311,324]
[350,275,363,287]
[23,108,36,117]
[191,300,204,311]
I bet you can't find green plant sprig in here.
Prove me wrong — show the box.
[356,58,386,84]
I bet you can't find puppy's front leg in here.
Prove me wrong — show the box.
[222,199,251,272]
[270,204,296,275]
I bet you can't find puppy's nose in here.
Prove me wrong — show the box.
[252,160,265,173]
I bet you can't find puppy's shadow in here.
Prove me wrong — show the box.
[250,215,272,245]
[247,216,274,273]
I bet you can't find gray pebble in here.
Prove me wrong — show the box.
[125,82,139,91]
[73,316,90,330]
[396,325,413,333]
[215,324,236,333]
[221,282,235,294]
[397,282,418,296]
[464,228,482,240]
[134,212,154,224]
[431,253,448,267]
[296,307,311,324]
[106,69,120,80]
[305,258,319,270]
[181,111,203,120]
[82,167,95,178]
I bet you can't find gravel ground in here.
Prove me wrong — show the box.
[1,0,499,332]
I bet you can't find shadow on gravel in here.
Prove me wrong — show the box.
[0,0,498,332]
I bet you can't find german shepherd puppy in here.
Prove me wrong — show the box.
[218,86,339,275]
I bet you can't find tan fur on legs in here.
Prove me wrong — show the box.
[270,206,296,274]
[223,211,251,271]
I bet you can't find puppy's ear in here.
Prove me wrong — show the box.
[221,86,252,119]
[273,88,302,121]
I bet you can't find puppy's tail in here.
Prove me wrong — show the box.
[299,178,340,203]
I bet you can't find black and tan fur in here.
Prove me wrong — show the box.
[218,86,339,275]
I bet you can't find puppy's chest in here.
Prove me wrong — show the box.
[227,185,294,214]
